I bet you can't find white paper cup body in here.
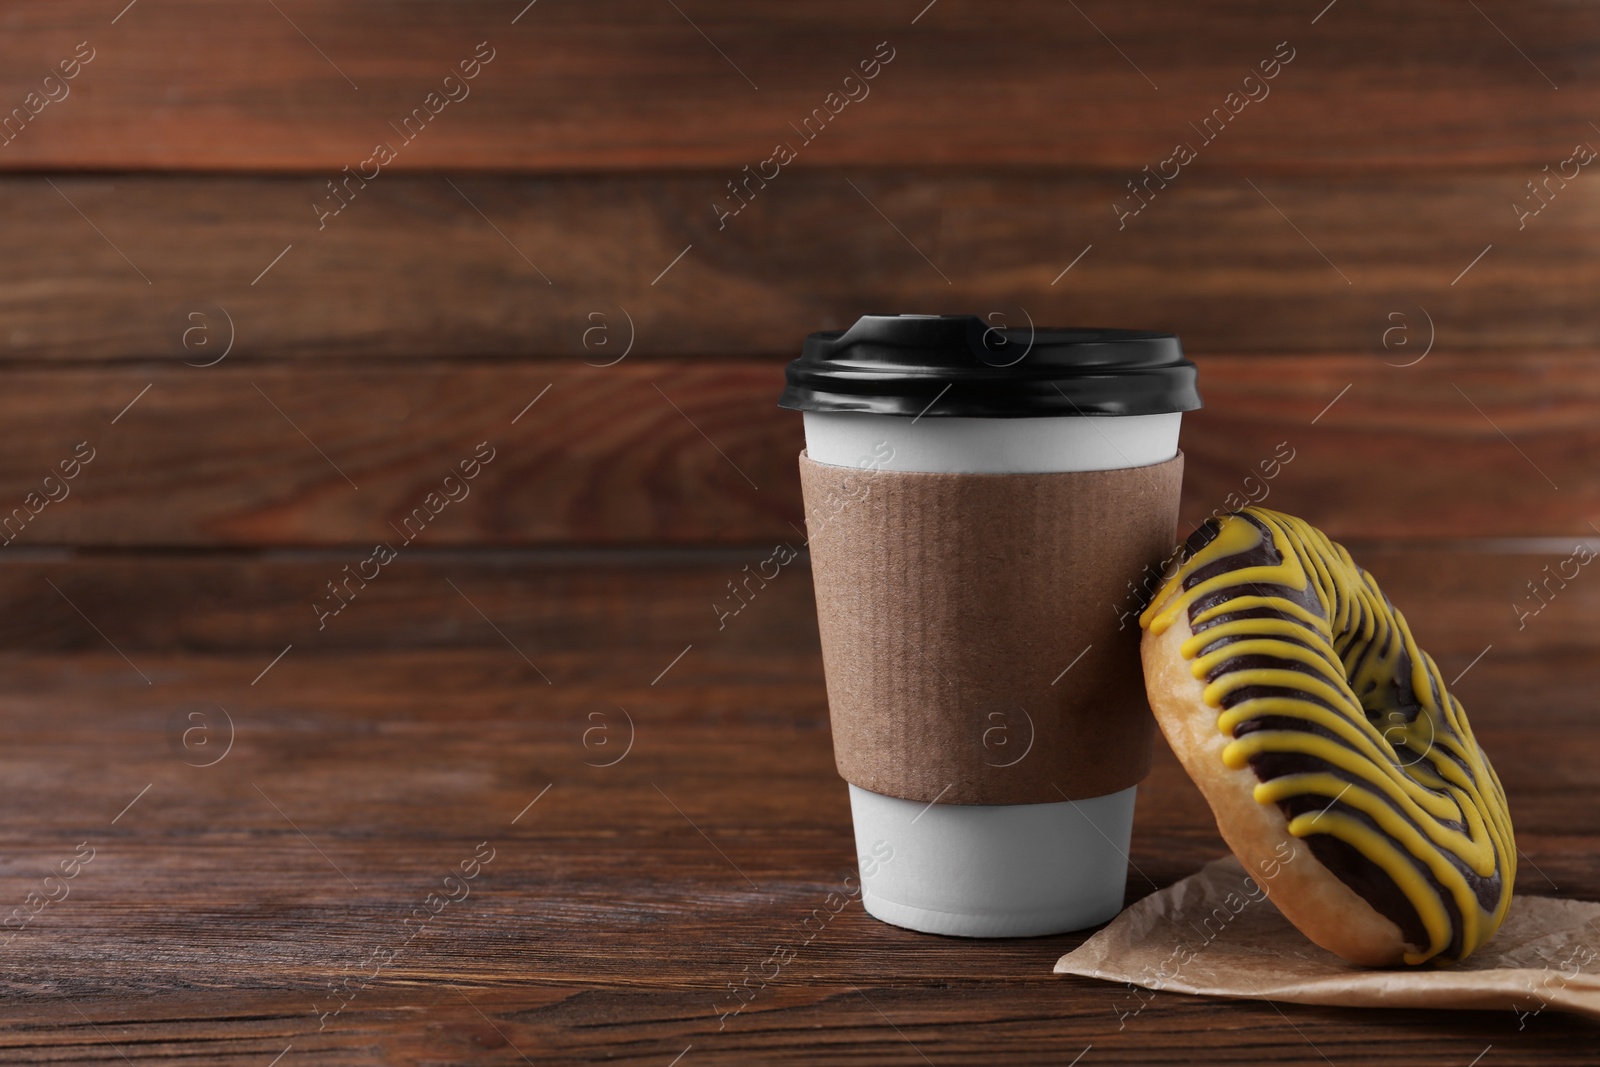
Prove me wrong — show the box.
[804,409,1181,937]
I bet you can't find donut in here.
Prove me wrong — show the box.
[1139,506,1515,966]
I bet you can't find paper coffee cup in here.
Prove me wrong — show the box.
[780,315,1200,938]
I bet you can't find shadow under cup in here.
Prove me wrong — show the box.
[781,315,1201,938]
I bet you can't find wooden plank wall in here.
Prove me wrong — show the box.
[0,0,1594,656]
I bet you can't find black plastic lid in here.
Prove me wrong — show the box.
[779,314,1201,418]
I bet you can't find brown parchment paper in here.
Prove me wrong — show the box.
[799,450,1185,806]
[1055,857,1600,1021]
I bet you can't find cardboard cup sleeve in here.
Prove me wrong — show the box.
[799,450,1185,806]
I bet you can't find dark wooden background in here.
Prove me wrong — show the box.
[0,1,1596,1063]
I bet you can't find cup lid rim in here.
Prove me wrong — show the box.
[779,314,1202,418]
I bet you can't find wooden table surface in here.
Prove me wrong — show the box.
[3,549,1594,1066]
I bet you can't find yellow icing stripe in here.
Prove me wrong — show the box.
[1238,743,1485,865]
[1191,594,1326,630]
[1141,506,1514,965]
[1282,810,1457,965]
[1221,720,1478,830]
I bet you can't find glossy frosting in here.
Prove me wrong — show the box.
[1142,507,1515,965]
